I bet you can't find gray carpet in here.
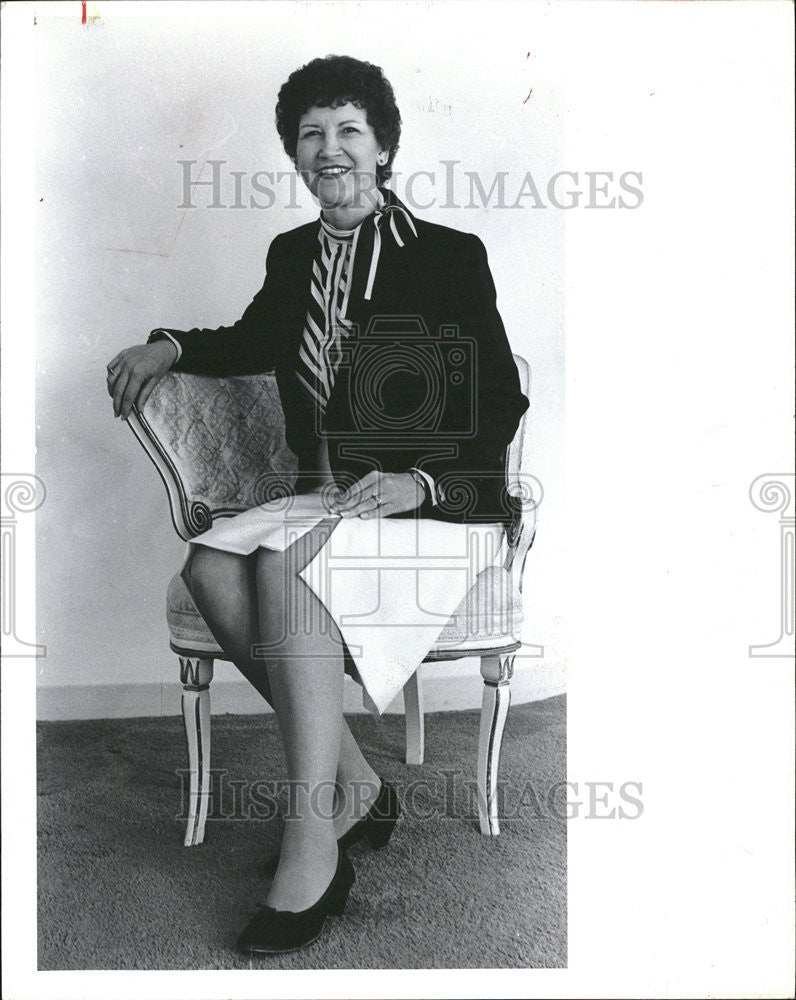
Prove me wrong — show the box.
[37,695,566,969]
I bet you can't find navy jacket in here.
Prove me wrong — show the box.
[151,211,529,524]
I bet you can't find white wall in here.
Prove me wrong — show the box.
[34,3,566,718]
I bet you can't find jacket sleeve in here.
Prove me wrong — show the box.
[147,234,289,376]
[414,234,529,497]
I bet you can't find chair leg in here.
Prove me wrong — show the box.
[403,667,425,765]
[477,652,515,835]
[179,656,214,847]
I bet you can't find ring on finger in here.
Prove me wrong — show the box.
[371,494,384,507]
[107,366,119,377]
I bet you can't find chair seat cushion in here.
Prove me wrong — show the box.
[167,564,522,657]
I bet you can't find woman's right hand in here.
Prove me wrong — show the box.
[106,339,178,420]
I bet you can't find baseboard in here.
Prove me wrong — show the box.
[36,658,565,721]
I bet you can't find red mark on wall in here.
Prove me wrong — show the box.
[82,2,87,25]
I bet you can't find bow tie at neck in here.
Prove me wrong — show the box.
[319,188,419,315]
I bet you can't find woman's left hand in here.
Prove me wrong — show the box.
[329,472,426,519]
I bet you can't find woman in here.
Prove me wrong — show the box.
[107,55,528,955]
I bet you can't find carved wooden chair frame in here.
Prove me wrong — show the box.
[127,356,536,844]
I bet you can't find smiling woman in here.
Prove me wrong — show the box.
[105,54,529,956]
[296,105,386,227]
[277,55,402,211]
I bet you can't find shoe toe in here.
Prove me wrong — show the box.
[237,908,325,954]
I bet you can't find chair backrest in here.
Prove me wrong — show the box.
[128,354,536,552]
[127,372,296,540]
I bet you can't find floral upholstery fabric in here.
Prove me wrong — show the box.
[143,372,297,514]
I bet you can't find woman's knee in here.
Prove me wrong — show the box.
[254,522,333,589]
[185,545,251,602]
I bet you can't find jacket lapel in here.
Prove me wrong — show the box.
[343,188,420,329]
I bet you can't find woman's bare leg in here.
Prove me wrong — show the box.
[184,548,273,700]
[255,536,346,910]
[186,540,381,843]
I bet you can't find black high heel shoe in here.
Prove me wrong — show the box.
[338,779,400,850]
[263,780,400,878]
[238,846,355,955]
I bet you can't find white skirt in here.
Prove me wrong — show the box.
[182,493,506,714]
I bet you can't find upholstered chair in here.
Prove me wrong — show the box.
[127,357,536,846]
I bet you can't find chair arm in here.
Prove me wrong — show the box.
[124,370,297,541]
[504,504,537,594]
[127,404,211,540]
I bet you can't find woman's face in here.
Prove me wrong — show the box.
[295,102,385,215]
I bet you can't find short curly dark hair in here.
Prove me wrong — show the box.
[276,55,402,184]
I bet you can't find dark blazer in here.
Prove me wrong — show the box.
[151,207,529,524]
